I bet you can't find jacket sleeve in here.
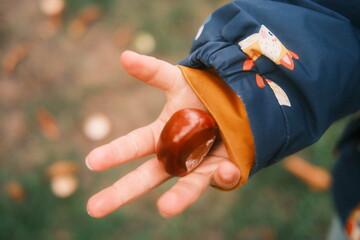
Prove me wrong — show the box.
[177,0,360,186]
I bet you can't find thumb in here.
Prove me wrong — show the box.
[211,161,241,190]
[120,50,181,93]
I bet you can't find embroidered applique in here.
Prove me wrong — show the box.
[239,25,299,107]
[346,204,360,240]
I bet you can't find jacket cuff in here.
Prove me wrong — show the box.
[178,65,255,189]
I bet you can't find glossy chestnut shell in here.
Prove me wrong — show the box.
[156,108,217,177]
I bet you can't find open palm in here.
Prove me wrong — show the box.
[86,51,240,218]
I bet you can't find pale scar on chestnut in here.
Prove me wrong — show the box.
[156,108,218,177]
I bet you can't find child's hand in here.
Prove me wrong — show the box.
[86,51,241,218]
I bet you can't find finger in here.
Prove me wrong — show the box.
[211,161,241,190]
[156,172,211,217]
[120,50,181,93]
[87,157,170,218]
[86,120,162,171]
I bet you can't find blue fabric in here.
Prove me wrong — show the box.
[178,0,360,223]
[332,117,360,224]
[312,0,360,29]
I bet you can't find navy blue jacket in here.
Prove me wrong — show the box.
[178,0,360,234]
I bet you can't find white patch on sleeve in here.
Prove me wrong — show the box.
[195,25,204,40]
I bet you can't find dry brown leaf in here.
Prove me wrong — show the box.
[68,5,102,38]
[261,227,276,240]
[5,181,26,202]
[112,27,135,48]
[68,19,87,38]
[2,44,29,75]
[238,226,276,240]
[36,108,60,140]
[77,5,102,24]
[39,17,62,39]
[283,155,331,192]
[47,161,78,178]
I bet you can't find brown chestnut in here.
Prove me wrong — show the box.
[156,108,218,177]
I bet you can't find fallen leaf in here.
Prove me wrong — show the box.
[39,18,62,39]
[2,44,29,75]
[68,5,102,38]
[112,27,135,48]
[77,5,102,24]
[47,161,78,178]
[36,108,60,140]
[261,226,276,240]
[283,155,331,192]
[5,181,26,202]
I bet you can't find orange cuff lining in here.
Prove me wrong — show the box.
[178,66,255,190]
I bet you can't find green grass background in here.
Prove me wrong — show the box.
[0,0,350,239]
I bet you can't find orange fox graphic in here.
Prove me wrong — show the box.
[238,25,299,107]
[239,25,299,71]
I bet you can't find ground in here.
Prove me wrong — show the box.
[0,0,346,239]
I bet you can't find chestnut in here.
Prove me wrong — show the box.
[156,108,218,177]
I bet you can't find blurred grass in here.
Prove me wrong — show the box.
[0,0,350,239]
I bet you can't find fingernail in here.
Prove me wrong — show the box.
[87,207,93,218]
[85,157,94,171]
[159,211,171,219]
[123,50,139,57]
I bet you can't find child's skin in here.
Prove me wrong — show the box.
[86,50,241,218]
